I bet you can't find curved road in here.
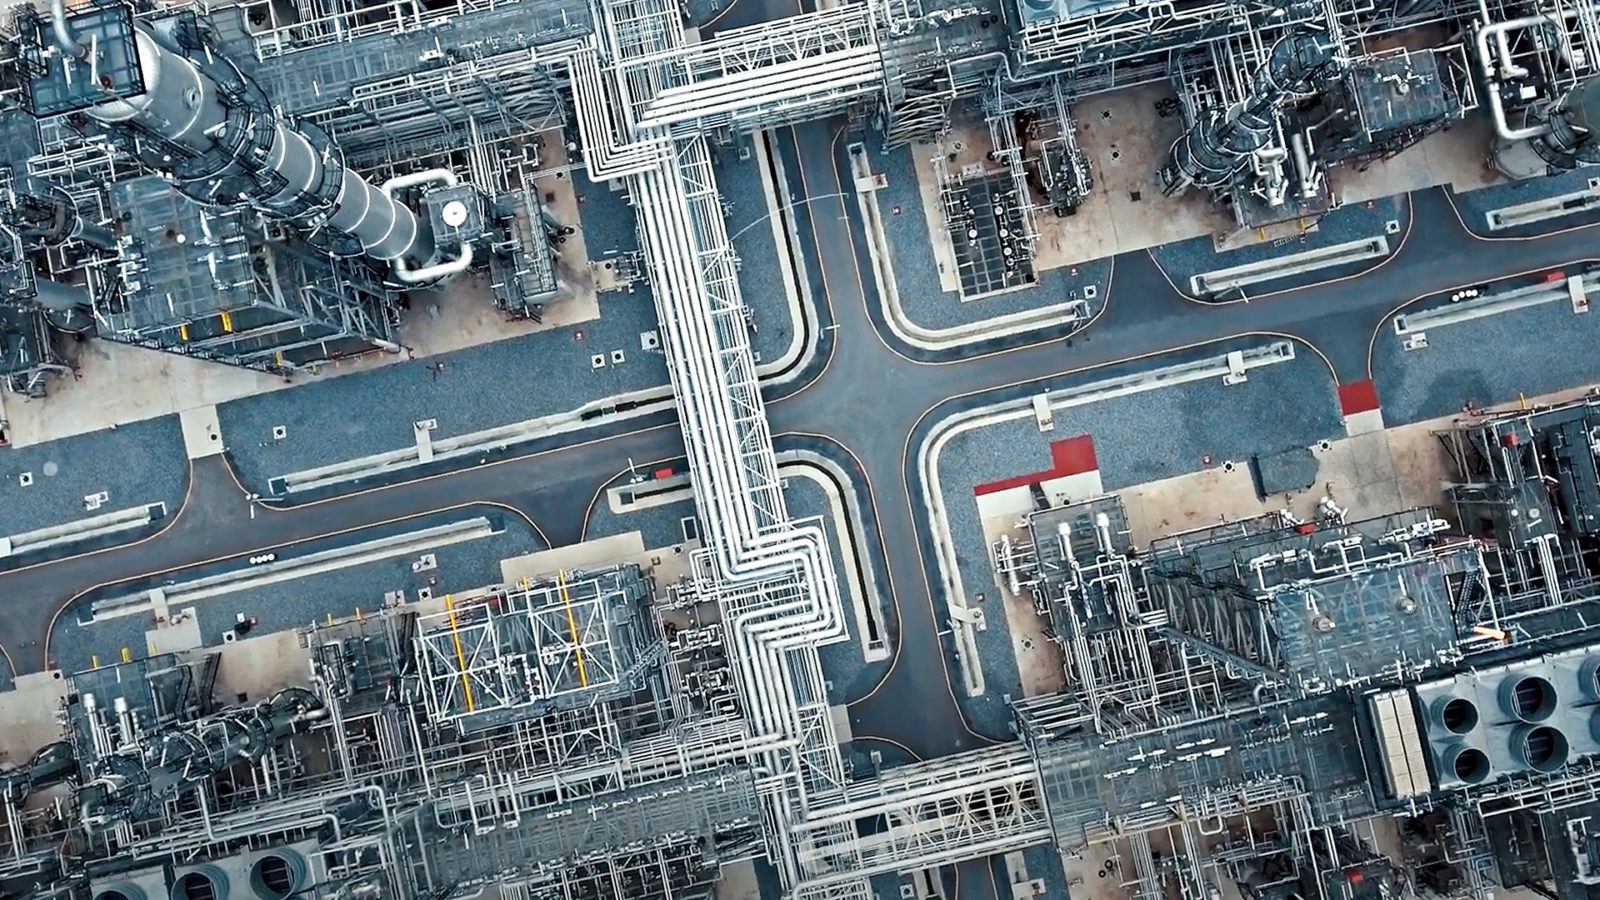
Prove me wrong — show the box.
[1,121,1595,765]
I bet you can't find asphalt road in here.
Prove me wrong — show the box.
[1,121,1596,765]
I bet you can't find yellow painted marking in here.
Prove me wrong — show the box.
[178,323,189,341]
[444,594,475,712]
[90,654,98,669]
[220,310,233,333]
[354,606,362,621]
[120,647,130,663]
[1519,392,1528,410]
[557,569,589,688]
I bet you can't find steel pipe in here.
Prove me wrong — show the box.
[1477,16,1563,140]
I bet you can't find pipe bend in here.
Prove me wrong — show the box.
[49,0,79,56]
[392,242,473,285]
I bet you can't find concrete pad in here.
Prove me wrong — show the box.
[1040,470,1104,507]
[179,405,224,458]
[713,860,763,900]
[829,703,853,743]
[145,606,204,657]
[909,137,967,295]
[1344,408,1387,436]
[975,485,1035,521]
[0,671,70,768]
[1311,432,1406,519]
[1037,84,1232,267]
[213,628,316,702]
[982,514,1068,700]
[500,531,648,585]
[1330,114,1501,204]
[1121,465,1267,547]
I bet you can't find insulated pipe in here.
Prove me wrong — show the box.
[635,151,843,791]
[629,136,855,890]
[49,0,79,56]
[85,28,429,265]
[382,169,467,283]
[1477,16,1563,140]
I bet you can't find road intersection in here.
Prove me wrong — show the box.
[1,120,1594,766]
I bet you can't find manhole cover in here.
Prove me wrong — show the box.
[42,461,58,477]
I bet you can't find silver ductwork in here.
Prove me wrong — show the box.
[1166,31,1332,193]
[92,889,148,900]
[1437,743,1492,784]
[249,850,309,899]
[1511,724,1569,772]
[170,866,228,900]
[1429,695,1480,734]
[1581,657,1600,702]
[1500,674,1559,722]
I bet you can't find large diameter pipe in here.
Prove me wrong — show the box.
[86,28,429,264]
[1477,16,1563,140]
[49,0,78,56]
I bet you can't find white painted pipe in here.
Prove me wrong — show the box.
[1477,16,1562,140]
[380,169,469,283]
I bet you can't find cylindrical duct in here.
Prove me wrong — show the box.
[1581,657,1600,702]
[1437,743,1492,785]
[93,889,148,900]
[1500,675,1558,723]
[86,28,430,265]
[171,866,228,900]
[1512,724,1569,773]
[250,850,308,899]
[1429,695,1480,735]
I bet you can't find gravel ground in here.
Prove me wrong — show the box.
[862,137,1111,331]
[573,177,642,258]
[219,287,670,492]
[715,140,799,368]
[51,513,546,674]
[583,477,700,551]
[0,414,186,538]
[1373,296,1600,425]
[1452,167,1600,236]
[1149,195,1405,293]
[682,0,730,27]
[931,346,1343,734]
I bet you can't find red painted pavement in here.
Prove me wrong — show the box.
[973,435,1098,496]
[1337,380,1381,416]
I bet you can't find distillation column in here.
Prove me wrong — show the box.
[37,9,432,266]
[1165,33,1332,195]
